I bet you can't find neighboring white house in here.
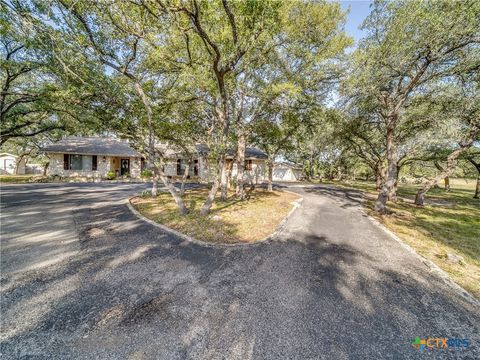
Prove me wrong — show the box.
[273,162,304,182]
[43,137,142,178]
[0,153,26,175]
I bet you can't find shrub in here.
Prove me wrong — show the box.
[141,169,153,178]
[106,171,116,180]
[139,190,152,197]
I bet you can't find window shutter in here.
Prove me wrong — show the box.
[92,155,97,171]
[177,159,181,175]
[63,154,69,170]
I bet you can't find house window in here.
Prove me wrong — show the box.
[64,154,97,171]
[245,160,253,171]
[193,160,198,176]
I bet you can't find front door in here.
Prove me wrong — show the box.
[120,158,130,176]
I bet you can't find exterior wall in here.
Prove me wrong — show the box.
[47,153,142,178]
[0,155,18,175]
[130,157,141,178]
[160,156,267,183]
[272,165,303,182]
[231,160,267,184]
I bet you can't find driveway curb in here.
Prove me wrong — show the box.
[365,213,479,307]
[125,190,303,248]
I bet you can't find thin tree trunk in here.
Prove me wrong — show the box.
[157,171,189,215]
[267,159,273,192]
[235,132,246,199]
[444,177,450,191]
[375,121,398,214]
[434,161,450,191]
[43,162,49,176]
[179,163,190,196]
[152,174,158,197]
[415,137,477,206]
[474,172,479,199]
[468,159,480,199]
[220,161,229,201]
[133,82,159,198]
[200,157,224,215]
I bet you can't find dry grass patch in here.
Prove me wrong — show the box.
[326,179,480,298]
[130,189,300,244]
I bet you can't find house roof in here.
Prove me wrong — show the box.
[195,144,267,160]
[0,153,17,158]
[42,137,142,157]
[274,161,303,170]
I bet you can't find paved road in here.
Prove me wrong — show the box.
[1,183,478,359]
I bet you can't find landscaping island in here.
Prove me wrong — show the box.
[130,189,301,244]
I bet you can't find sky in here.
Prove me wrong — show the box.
[339,0,373,45]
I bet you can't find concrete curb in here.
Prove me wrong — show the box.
[125,190,303,248]
[365,212,480,307]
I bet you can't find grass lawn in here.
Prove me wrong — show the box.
[325,178,480,298]
[0,175,35,183]
[130,188,301,244]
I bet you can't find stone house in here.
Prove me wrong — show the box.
[43,137,142,179]
[43,137,270,183]
[159,144,268,184]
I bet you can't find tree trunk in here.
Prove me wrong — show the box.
[267,158,273,192]
[444,177,450,191]
[157,171,188,215]
[474,172,479,199]
[235,132,246,199]
[200,158,223,215]
[434,161,450,191]
[133,82,158,198]
[151,174,158,197]
[375,120,398,214]
[220,161,229,201]
[415,138,477,206]
[374,162,385,191]
[179,163,190,196]
[43,162,49,176]
[388,164,400,202]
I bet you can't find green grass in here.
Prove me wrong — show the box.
[0,175,35,183]
[131,189,300,244]
[324,178,480,298]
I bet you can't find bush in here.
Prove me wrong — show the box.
[141,169,153,178]
[139,190,152,197]
[106,171,116,180]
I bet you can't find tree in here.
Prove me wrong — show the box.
[464,148,480,199]
[346,0,480,213]
[414,78,480,205]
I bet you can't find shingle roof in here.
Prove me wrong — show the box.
[42,137,142,157]
[195,144,267,159]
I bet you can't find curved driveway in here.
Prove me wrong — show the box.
[1,182,478,359]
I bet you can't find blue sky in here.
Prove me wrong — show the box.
[339,0,373,45]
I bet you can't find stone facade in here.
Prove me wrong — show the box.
[48,153,141,179]
[161,157,267,184]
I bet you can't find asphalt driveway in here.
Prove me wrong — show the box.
[1,182,478,359]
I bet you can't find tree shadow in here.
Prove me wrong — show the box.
[1,183,479,359]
